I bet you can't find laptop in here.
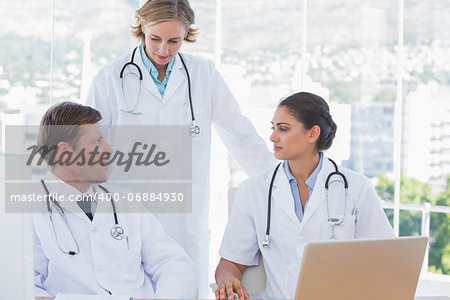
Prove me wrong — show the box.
[295,236,428,300]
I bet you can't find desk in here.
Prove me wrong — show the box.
[36,298,152,300]
[36,298,450,300]
[415,298,450,300]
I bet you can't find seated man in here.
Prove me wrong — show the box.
[32,101,197,298]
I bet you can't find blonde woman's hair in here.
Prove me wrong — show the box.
[130,0,198,44]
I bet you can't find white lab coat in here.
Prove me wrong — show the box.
[86,48,276,296]
[219,156,395,299]
[33,172,197,298]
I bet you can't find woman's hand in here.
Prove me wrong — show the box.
[215,258,249,300]
[215,273,249,300]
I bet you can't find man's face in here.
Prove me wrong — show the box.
[58,123,112,186]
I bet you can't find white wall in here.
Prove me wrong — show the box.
[0,154,34,299]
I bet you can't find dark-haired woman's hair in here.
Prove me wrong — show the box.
[278,92,337,151]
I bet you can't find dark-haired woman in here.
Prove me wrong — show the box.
[215,92,394,300]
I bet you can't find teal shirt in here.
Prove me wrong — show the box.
[284,152,323,222]
[139,44,175,97]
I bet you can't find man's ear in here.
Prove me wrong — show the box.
[47,141,72,167]
[57,141,71,153]
[55,141,73,159]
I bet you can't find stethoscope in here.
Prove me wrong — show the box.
[262,158,348,247]
[40,180,125,256]
[119,46,200,137]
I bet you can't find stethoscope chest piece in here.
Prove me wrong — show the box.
[110,225,125,240]
[189,122,200,136]
[328,219,340,240]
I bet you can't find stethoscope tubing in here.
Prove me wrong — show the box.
[263,162,282,247]
[98,185,119,226]
[40,179,79,255]
[119,47,142,80]
[177,52,195,123]
[119,47,199,136]
[263,157,348,247]
[41,179,123,255]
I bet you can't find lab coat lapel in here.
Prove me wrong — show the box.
[267,165,300,226]
[92,185,114,222]
[41,172,91,221]
[93,183,112,213]
[299,157,334,229]
[163,55,186,102]
[136,49,163,101]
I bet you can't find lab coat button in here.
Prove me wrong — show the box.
[97,266,104,273]
[91,226,96,232]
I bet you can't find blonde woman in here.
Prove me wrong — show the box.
[86,0,275,296]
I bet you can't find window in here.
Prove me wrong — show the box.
[1,0,449,288]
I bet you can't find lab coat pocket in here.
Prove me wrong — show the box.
[117,108,147,125]
[119,233,142,281]
[328,215,356,240]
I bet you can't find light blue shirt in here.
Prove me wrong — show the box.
[139,44,175,97]
[284,152,323,222]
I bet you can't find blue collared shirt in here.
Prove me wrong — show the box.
[284,152,323,222]
[139,44,175,97]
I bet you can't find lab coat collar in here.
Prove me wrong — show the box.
[299,156,336,228]
[135,46,186,102]
[135,46,163,101]
[265,156,337,228]
[266,163,300,226]
[163,53,186,101]
[139,44,175,82]
[41,171,105,222]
